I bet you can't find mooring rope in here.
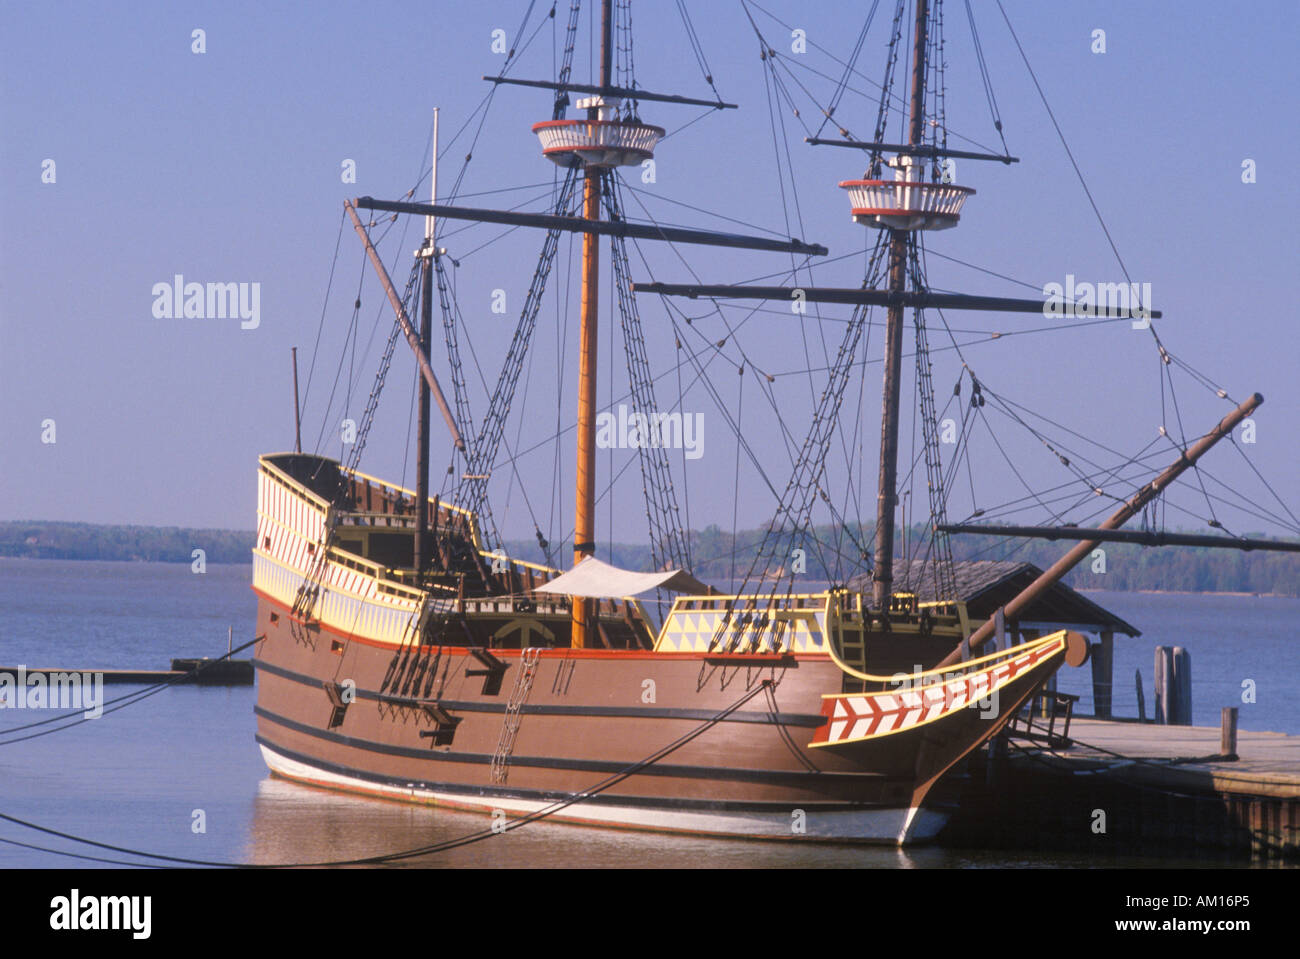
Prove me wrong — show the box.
[0,635,265,746]
[0,679,774,868]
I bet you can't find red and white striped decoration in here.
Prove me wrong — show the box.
[812,635,1066,746]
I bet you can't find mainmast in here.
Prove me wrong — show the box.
[414,109,439,573]
[629,3,1251,676]
[872,0,929,611]
[352,1,829,646]
[571,0,614,647]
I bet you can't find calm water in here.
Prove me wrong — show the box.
[1059,589,1299,732]
[0,557,1295,868]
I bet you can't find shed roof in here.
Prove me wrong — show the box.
[849,560,1141,637]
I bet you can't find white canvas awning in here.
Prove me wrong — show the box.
[533,556,712,599]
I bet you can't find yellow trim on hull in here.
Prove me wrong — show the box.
[808,633,1069,747]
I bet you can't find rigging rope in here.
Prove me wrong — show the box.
[458,165,582,550]
[606,175,692,571]
[962,0,1010,156]
[908,248,957,600]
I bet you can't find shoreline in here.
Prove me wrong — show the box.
[1074,586,1292,599]
[0,554,252,567]
[2,554,1294,599]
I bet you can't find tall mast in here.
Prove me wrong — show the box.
[414,109,439,573]
[571,0,613,648]
[353,5,805,609]
[872,0,930,610]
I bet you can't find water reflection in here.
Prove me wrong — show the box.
[243,775,947,869]
[244,775,1256,869]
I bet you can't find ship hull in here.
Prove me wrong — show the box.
[249,453,1067,845]
[252,591,956,843]
[256,742,947,841]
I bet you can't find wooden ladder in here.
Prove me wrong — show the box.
[490,648,542,784]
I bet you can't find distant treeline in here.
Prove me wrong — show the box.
[0,521,254,564]
[505,523,1300,598]
[3,520,1296,596]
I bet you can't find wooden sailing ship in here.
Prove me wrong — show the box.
[250,0,1268,844]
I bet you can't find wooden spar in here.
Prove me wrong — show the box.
[353,198,828,257]
[938,523,1300,552]
[571,0,613,650]
[290,347,302,454]
[631,283,1161,319]
[873,0,929,611]
[935,392,1263,668]
[482,75,737,110]
[804,138,1019,164]
[344,199,464,451]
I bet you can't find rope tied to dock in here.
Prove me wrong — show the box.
[0,635,265,747]
[0,679,774,868]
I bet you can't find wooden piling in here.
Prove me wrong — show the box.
[1155,646,1172,724]
[1091,630,1113,718]
[1222,706,1238,757]
[1171,646,1192,725]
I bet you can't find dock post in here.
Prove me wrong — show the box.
[1155,646,1191,725]
[1135,668,1146,722]
[1221,706,1238,758]
[1091,630,1113,718]
[1171,646,1191,725]
[1155,646,1172,724]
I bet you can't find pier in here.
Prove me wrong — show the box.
[0,660,253,686]
[948,714,1300,860]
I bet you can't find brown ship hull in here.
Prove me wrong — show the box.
[250,453,1073,844]
[253,591,961,842]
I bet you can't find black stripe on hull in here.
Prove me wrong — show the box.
[255,735,917,815]
[255,704,894,788]
[253,655,828,728]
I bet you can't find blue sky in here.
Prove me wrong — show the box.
[2,1,1296,557]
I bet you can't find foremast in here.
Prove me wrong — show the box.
[631,0,1253,671]
[872,0,929,610]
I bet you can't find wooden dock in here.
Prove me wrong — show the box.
[1050,719,1300,798]
[946,716,1300,859]
[0,660,254,686]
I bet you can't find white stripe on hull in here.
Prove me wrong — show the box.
[258,744,948,844]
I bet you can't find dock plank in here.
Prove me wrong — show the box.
[1058,718,1300,797]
